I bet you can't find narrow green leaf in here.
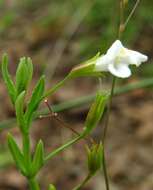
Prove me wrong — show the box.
[84,92,108,134]
[26,57,33,85]
[16,57,33,95]
[25,75,45,127]
[48,184,56,190]
[15,91,26,133]
[1,54,16,104]
[7,133,27,175]
[31,140,44,176]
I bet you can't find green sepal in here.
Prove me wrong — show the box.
[7,133,27,175]
[15,91,26,133]
[84,92,108,135]
[87,142,103,175]
[69,53,103,78]
[16,57,33,95]
[48,184,56,190]
[25,75,45,127]
[31,140,44,176]
[1,54,17,104]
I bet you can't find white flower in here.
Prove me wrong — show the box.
[95,40,148,78]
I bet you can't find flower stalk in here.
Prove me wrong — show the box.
[72,174,92,190]
[101,1,143,190]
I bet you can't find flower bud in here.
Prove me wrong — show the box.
[86,142,103,175]
[16,57,33,95]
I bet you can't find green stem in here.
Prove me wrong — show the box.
[45,134,84,162]
[102,77,116,190]
[72,173,92,190]
[102,148,110,190]
[103,77,116,144]
[22,133,41,190]
[43,75,70,99]
[29,178,40,190]
[124,0,140,29]
[22,132,31,171]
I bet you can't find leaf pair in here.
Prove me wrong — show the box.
[15,76,45,131]
[8,134,44,177]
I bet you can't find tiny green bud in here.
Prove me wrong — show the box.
[16,57,33,95]
[87,142,103,175]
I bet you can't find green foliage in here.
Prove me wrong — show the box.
[87,142,103,175]
[25,75,45,127]
[7,133,27,175]
[1,54,17,104]
[31,140,44,177]
[84,92,108,135]
[15,91,26,133]
[48,184,56,190]
[16,57,33,96]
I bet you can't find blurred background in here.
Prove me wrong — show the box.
[0,0,153,189]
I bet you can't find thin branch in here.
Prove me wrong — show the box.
[124,0,140,29]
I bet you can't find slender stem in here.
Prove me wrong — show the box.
[124,0,140,29]
[22,133,40,190]
[102,0,124,189]
[72,173,92,190]
[22,132,31,172]
[45,134,84,162]
[118,0,124,38]
[102,0,141,189]
[102,77,116,145]
[102,76,116,190]
[102,150,110,190]
[43,75,70,99]
[29,178,40,190]
[44,99,95,144]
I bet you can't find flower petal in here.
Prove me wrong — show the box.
[108,63,131,78]
[126,49,148,66]
[106,40,124,58]
[95,54,111,71]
